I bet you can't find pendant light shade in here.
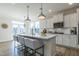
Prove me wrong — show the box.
[25,5,31,22]
[25,17,31,22]
[38,3,46,20]
[38,12,46,20]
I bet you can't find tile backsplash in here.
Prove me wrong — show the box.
[47,27,77,35]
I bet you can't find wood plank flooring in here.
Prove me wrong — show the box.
[0,41,79,56]
[0,41,14,56]
[56,46,79,56]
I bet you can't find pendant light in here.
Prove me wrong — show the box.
[24,5,31,22]
[38,3,46,20]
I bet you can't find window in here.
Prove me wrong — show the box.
[30,21,40,35]
[12,21,25,35]
[12,21,40,35]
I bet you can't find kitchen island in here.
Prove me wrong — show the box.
[18,34,56,56]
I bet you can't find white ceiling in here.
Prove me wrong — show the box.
[0,3,79,21]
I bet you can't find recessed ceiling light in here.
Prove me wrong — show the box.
[68,3,73,5]
[48,9,52,13]
[11,3,16,5]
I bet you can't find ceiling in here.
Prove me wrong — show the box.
[0,3,79,21]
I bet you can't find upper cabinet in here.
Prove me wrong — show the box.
[46,13,63,28]
[53,13,63,23]
[64,13,78,27]
[64,14,70,27]
[58,13,63,22]
[70,13,78,27]
[39,10,78,29]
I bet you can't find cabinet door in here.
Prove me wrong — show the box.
[53,15,58,23]
[64,14,70,27]
[64,13,78,27]
[62,35,70,46]
[56,34,63,45]
[58,13,63,22]
[56,35,58,44]
[69,35,77,48]
[70,13,77,27]
[53,13,63,23]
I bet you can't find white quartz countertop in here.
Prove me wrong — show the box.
[18,34,56,40]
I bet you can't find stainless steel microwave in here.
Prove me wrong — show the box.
[53,22,64,28]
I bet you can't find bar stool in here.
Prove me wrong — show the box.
[17,36,26,55]
[24,38,44,56]
[13,35,20,55]
[13,35,18,47]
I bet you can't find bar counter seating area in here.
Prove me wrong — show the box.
[13,33,56,56]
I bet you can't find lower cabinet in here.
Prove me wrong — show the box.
[56,34,63,45]
[56,34,78,48]
[62,35,70,46]
[56,35,58,44]
[69,35,78,48]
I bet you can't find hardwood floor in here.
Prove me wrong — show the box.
[0,41,79,56]
[0,41,14,56]
[56,46,79,56]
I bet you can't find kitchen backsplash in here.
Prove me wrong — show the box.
[47,27,77,35]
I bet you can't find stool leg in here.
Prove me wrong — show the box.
[42,45,44,56]
[31,49,36,56]
[14,41,15,56]
[24,46,27,56]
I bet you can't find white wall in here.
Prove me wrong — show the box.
[0,18,12,42]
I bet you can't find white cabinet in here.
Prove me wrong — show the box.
[62,35,70,46]
[62,35,78,48]
[56,34,63,45]
[56,34,58,44]
[46,13,63,28]
[64,14,71,27]
[56,34,78,48]
[70,13,78,27]
[56,36,58,44]
[58,13,63,22]
[64,13,77,27]
[69,35,78,48]
[53,15,58,23]
[53,13,63,23]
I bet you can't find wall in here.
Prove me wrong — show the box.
[0,18,12,42]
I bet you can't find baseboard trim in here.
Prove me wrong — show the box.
[0,40,13,43]
[56,44,79,50]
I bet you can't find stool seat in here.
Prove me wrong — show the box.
[18,36,25,45]
[13,35,18,42]
[24,38,43,50]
